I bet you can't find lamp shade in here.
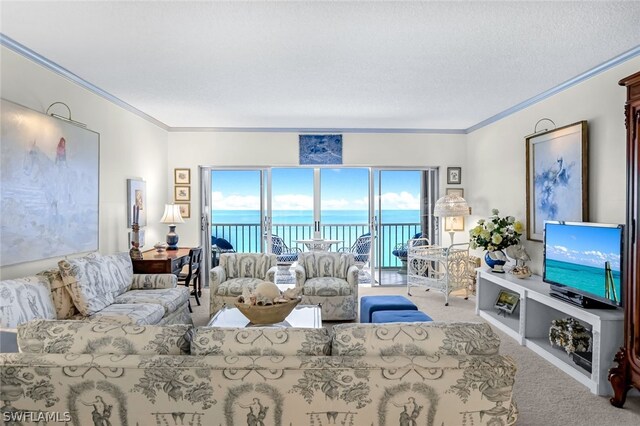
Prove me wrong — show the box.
[434,194,470,218]
[160,204,185,224]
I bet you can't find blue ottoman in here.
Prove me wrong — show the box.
[372,310,433,323]
[360,295,417,323]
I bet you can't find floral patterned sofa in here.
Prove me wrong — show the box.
[0,321,517,425]
[294,251,359,320]
[209,252,278,316]
[0,252,192,332]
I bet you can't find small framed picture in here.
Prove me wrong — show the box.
[174,168,191,185]
[444,188,467,231]
[495,290,520,314]
[174,186,191,201]
[177,203,191,219]
[447,167,462,184]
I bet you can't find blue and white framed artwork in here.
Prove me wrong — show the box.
[526,121,588,241]
[299,134,343,165]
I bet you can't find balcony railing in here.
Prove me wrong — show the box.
[212,223,421,268]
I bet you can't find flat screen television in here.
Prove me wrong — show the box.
[543,221,624,309]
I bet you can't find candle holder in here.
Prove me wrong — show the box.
[129,223,143,260]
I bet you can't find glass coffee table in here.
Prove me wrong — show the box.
[207,304,322,328]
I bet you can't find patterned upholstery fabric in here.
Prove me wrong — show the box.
[130,273,177,290]
[74,303,165,325]
[296,252,359,320]
[58,252,134,316]
[299,252,353,279]
[18,320,192,355]
[332,322,501,356]
[209,253,277,316]
[215,277,264,296]
[0,276,56,328]
[157,304,193,326]
[37,268,78,319]
[191,327,331,356]
[303,277,354,296]
[0,329,518,425]
[222,252,276,279]
[114,287,190,315]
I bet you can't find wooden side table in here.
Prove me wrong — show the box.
[132,248,191,276]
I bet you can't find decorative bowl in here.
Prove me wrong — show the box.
[234,298,301,325]
[154,242,168,253]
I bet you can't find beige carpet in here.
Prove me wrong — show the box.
[191,287,640,426]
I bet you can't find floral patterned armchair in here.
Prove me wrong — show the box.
[294,252,359,320]
[209,252,278,316]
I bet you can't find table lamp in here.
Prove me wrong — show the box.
[434,194,470,246]
[160,204,185,250]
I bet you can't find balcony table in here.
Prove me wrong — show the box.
[294,238,343,252]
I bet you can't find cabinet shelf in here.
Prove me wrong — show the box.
[476,270,623,396]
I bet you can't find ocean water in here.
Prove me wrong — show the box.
[545,258,621,303]
[212,209,419,224]
[211,209,421,267]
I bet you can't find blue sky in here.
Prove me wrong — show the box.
[545,223,622,271]
[211,168,421,210]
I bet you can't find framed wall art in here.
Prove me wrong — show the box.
[299,134,343,165]
[447,167,462,184]
[174,168,191,185]
[177,203,191,219]
[127,179,147,227]
[0,99,100,266]
[175,185,191,202]
[526,121,588,241]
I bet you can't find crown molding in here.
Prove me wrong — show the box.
[0,33,170,131]
[168,127,466,134]
[466,45,640,134]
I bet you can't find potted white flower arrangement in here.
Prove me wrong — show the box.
[469,209,523,273]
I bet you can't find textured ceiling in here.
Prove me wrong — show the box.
[1,1,640,130]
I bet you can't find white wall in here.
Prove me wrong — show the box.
[466,56,640,274]
[0,47,168,279]
[167,132,468,246]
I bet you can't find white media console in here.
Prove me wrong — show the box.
[476,270,624,396]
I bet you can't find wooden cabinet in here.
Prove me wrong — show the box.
[609,70,640,407]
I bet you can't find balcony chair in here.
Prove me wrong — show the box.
[269,234,302,264]
[392,232,427,274]
[211,236,235,267]
[338,233,372,275]
[178,247,202,307]
[209,252,277,316]
[294,251,359,320]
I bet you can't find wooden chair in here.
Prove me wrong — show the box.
[178,247,202,306]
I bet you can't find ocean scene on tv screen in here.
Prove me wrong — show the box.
[545,223,622,304]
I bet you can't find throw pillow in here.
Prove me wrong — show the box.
[37,268,78,319]
[0,276,56,328]
[58,252,133,315]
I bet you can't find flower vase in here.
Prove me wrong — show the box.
[485,250,507,273]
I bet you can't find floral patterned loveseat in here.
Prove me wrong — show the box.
[0,320,517,425]
[0,252,192,331]
[294,251,359,320]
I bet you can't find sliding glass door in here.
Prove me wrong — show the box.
[372,168,438,285]
[201,166,436,286]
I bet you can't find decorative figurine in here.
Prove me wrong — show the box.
[506,243,532,278]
